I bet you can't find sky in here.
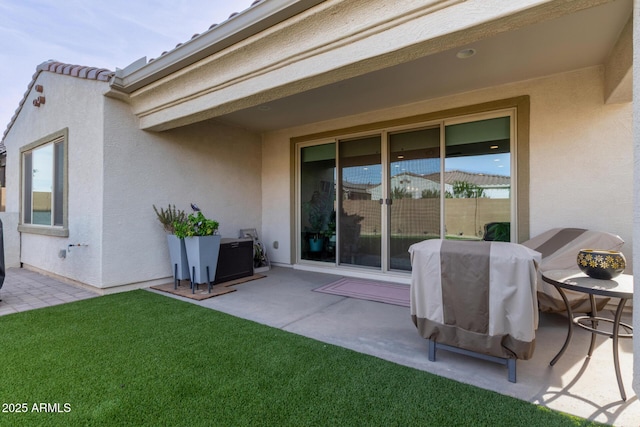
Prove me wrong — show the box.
[0,0,255,137]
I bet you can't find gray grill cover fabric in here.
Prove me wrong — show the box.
[521,228,624,313]
[409,239,541,360]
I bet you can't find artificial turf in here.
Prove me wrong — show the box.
[0,290,604,426]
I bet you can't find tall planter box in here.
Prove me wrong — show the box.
[166,234,190,281]
[184,235,221,286]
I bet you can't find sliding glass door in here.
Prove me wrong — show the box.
[388,127,441,271]
[300,143,336,262]
[297,111,515,274]
[444,116,512,241]
[339,135,382,268]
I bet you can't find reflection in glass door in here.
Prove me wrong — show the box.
[300,143,336,263]
[444,116,512,241]
[298,112,515,273]
[339,136,382,268]
[388,127,441,271]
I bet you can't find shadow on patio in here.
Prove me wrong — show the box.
[1,266,637,426]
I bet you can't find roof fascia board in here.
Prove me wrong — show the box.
[110,0,325,94]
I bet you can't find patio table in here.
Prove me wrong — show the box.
[542,270,633,401]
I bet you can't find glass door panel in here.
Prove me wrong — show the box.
[388,127,441,271]
[339,136,382,268]
[444,116,511,241]
[300,143,336,262]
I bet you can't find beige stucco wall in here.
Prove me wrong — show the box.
[2,72,262,291]
[2,72,106,286]
[262,65,633,267]
[100,98,262,289]
[631,0,638,399]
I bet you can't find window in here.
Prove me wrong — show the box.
[19,128,68,236]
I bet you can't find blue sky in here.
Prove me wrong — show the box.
[0,0,255,136]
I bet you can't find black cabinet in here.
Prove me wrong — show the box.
[214,238,253,284]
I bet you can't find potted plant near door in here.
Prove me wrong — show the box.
[304,190,332,253]
[174,210,221,293]
[153,204,189,285]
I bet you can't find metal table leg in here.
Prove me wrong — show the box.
[587,294,597,357]
[612,298,628,401]
[550,286,573,366]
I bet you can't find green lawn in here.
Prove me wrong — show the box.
[0,291,603,426]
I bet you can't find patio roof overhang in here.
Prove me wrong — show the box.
[105,0,632,133]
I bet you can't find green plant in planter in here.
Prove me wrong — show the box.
[175,210,222,290]
[485,222,511,242]
[323,210,336,239]
[153,204,187,234]
[153,204,190,283]
[304,190,332,239]
[174,212,219,238]
[303,190,333,253]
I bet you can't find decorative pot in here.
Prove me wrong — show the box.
[309,237,323,252]
[577,249,626,280]
[166,234,190,281]
[184,235,221,285]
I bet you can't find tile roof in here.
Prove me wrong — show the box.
[1,60,114,151]
[1,1,265,152]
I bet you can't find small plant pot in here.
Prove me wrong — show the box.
[309,237,323,252]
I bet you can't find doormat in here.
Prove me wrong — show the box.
[151,274,266,301]
[313,277,409,307]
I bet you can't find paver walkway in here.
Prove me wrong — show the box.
[0,267,98,316]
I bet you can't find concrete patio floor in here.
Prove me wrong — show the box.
[1,266,637,426]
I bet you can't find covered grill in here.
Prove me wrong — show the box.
[409,239,541,381]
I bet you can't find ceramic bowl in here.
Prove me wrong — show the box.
[577,249,626,280]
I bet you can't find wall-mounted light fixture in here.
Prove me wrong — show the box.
[456,48,477,59]
[35,85,44,93]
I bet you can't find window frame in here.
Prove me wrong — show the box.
[19,128,69,237]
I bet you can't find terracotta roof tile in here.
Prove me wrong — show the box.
[1,60,115,148]
[39,61,113,82]
[3,1,265,148]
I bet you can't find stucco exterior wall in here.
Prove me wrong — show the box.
[2,72,105,286]
[262,128,293,265]
[100,99,262,289]
[631,0,638,399]
[262,65,633,267]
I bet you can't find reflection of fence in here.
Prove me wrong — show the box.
[342,199,509,238]
[445,199,510,238]
[33,191,52,212]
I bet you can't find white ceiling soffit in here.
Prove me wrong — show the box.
[110,0,325,94]
[216,0,632,132]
